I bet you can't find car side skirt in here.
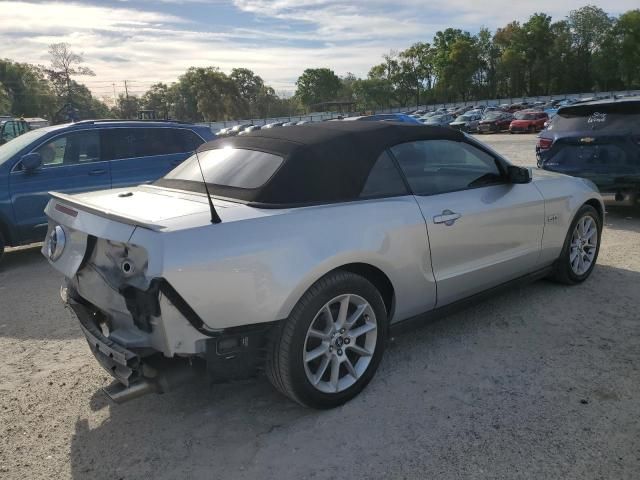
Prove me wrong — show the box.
[390,265,554,336]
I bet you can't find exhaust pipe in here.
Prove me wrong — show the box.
[103,379,157,404]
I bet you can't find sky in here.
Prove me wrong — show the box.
[0,0,636,103]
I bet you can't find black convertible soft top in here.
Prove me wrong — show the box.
[170,121,464,206]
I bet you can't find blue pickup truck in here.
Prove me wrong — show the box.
[0,120,214,259]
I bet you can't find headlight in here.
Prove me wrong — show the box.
[47,225,66,261]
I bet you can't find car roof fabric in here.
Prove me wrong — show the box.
[195,121,464,206]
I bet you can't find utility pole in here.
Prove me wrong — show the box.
[112,83,117,105]
[124,80,129,99]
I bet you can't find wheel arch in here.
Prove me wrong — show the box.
[329,263,395,319]
[583,198,604,224]
[278,260,396,323]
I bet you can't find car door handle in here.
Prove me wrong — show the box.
[88,168,107,176]
[433,210,461,226]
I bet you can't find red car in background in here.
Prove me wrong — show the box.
[477,111,514,133]
[509,110,549,133]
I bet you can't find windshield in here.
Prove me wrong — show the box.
[426,116,444,123]
[483,113,501,120]
[515,112,536,120]
[0,126,58,165]
[457,115,473,122]
[163,147,283,189]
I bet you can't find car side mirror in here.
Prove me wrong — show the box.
[21,152,42,172]
[507,165,531,184]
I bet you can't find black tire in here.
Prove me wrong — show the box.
[552,204,602,284]
[528,125,536,133]
[266,271,388,409]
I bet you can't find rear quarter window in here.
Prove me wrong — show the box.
[103,127,199,160]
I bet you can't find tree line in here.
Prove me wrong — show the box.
[0,5,638,123]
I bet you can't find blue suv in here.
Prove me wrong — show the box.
[0,120,215,259]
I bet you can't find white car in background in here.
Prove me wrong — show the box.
[43,122,603,409]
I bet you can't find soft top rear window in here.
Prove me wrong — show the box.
[164,147,283,189]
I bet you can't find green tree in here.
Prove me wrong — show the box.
[141,83,170,119]
[399,42,434,106]
[568,5,614,91]
[521,13,554,95]
[476,27,500,98]
[494,22,526,97]
[445,38,480,101]
[617,9,640,88]
[111,93,140,119]
[229,68,265,117]
[0,82,10,113]
[295,68,341,110]
[548,20,575,93]
[0,59,57,118]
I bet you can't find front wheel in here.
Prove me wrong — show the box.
[552,205,602,284]
[266,271,388,409]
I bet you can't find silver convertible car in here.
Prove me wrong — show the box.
[42,122,603,409]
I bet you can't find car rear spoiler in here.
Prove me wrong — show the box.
[48,191,166,231]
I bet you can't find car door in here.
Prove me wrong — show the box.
[8,129,111,242]
[106,127,201,189]
[390,138,545,307]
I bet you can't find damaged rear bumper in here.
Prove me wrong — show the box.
[64,285,276,404]
[71,299,141,386]
[66,290,200,403]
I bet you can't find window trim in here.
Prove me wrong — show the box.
[387,138,510,198]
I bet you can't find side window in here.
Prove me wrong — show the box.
[174,129,204,152]
[35,131,100,167]
[360,151,408,198]
[391,140,504,196]
[103,128,188,160]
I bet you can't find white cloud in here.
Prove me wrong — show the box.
[0,0,635,102]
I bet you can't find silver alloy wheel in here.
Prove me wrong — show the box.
[303,294,377,394]
[569,215,598,275]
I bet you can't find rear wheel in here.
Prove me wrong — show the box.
[552,205,601,284]
[266,271,388,409]
[0,231,5,263]
[528,125,536,133]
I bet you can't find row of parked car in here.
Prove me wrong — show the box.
[406,105,549,134]
[217,120,311,137]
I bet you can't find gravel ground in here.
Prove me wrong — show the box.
[1,134,639,479]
